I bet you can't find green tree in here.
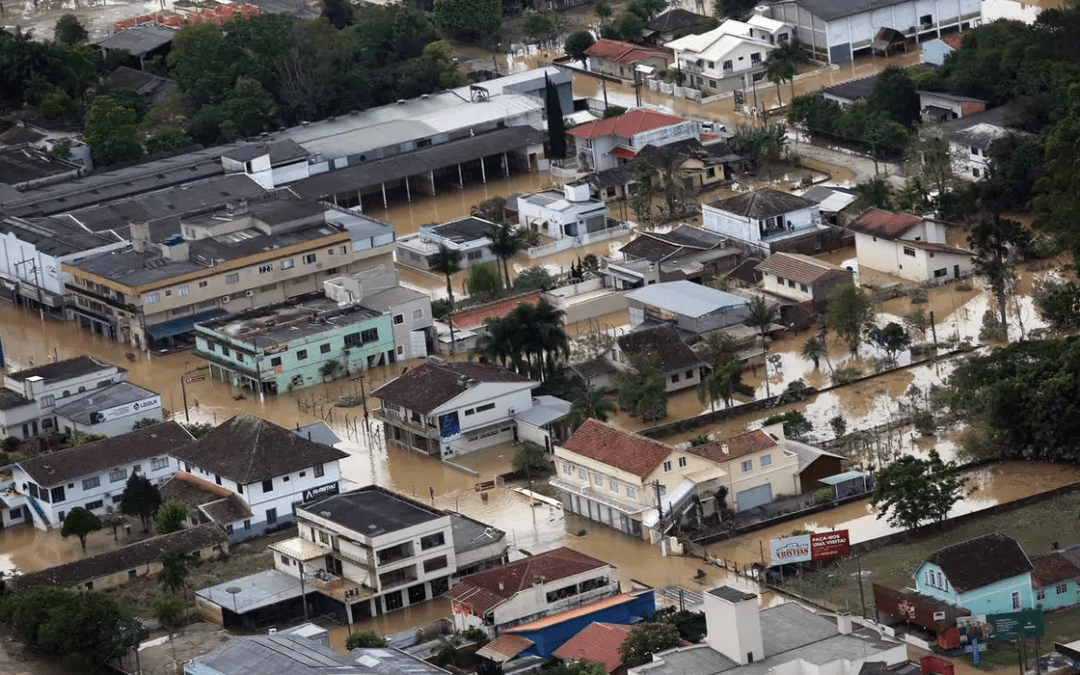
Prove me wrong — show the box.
[85,95,142,166]
[868,66,920,126]
[153,593,186,664]
[763,410,812,440]
[159,549,195,594]
[101,509,126,542]
[145,128,192,156]
[800,335,827,370]
[829,415,847,438]
[471,196,507,223]
[713,0,756,19]
[433,0,502,42]
[513,267,554,293]
[346,631,387,649]
[698,360,742,410]
[968,215,1030,339]
[630,158,661,228]
[764,39,808,105]
[512,440,552,475]
[54,14,88,44]
[488,222,528,289]
[467,262,504,298]
[154,500,189,535]
[545,74,566,160]
[1034,279,1080,332]
[906,130,957,198]
[564,30,596,66]
[984,133,1043,212]
[120,473,161,533]
[698,331,738,369]
[613,12,645,41]
[183,422,215,438]
[570,385,616,428]
[871,450,965,530]
[746,296,777,397]
[826,284,876,354]
[619,620,683,668]
[322,0,355,28]
[594,0,613,22]
[851,177,892,210]
[627,0,666,19]
[867,321,911,362]
[523,12,556,46]
[904,308,930,344]
[430,244,463,353]
[616,355,668,421]
[60,507,102,551]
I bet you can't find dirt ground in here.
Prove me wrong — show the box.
[0,627,68,675]
[136,621,233,675]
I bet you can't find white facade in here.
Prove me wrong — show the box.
[0,361,128,439]
[576,120,699,173]
[852,219,974,283]
[703,589,764,664]
[667,20,777,95]
[949,135,996,180]
[0,228,127,312]
[701,200,822,255]
[324,268,433,361]
[55,396,164,439]
[516,184,611,239]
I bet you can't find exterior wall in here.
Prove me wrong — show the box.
[395,237,497,271]
[516,196,611,240]
[0,232,125,297]
[798,455,844,493]
[854,232,972,282]
[2,365,128,439]
[718,445,802,509]
[915,563,1034,614]
[489,567,619,631]
[57,404,164,438]
[607,342,702,393]
[83,541,226,591]
[761,273,815,304]
[627,298,752,334]
[1035,579,1080,611]
[949,139,992,181]
[589,54,669,80]
[701,203,820,255]
[628,122,699,154]
[388,296,432,361]
[677,40,773,94]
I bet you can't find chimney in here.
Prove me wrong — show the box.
[130,221,151,253]
[837,611,852,635]
[227,199,249,217]
[703,586,764,665]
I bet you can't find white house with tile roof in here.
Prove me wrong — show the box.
[842,208,974,283]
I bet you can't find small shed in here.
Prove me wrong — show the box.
[819,470,872,499]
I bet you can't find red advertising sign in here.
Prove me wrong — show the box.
[810,530,850,560]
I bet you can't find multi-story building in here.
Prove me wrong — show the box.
[8,421,193,530]
[63,191,394,349]
[568,110,699,173]
[665,18,784,95]
[514,183,612,241]
[688,425,801,512]
[168,413,348,539]
[842,208,974,284]
[396,217,498,272]
[701,188,835,256]
[324,267,434,362]
[625,280,751,336]
[755,252,854,311]
[270,486,506,622]
[584,39,669,81]
[447,547,619,636]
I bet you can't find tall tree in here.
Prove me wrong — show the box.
[746,296,776,397]
[54,15,88,44]
[765,39,809,104]
[159,550,195,594]
[570,385,616,428]
[619,621,684,668]
[868,66,920,126]
[968,215,1030,339]
[867,322,911,362]
[698,361,742,410]
[429,244,463,354]
[616,355,667,421]
[871,451,965,530]
[433,0,502,42]
[488,222,528,289]
[545,74,566,160]
[800,335,827,370]
[60,507,101,551]
[826,284,876,354]
[564,30,596,67]
[466,262,503,298]
[85,95,142,167]
[154,500,189,535]
[153,594,186,665]
[119,473,161,533]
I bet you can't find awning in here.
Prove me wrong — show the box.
[145,308,228,341]
[613,146,637,160]
[819,470,870,485]
[477,634,534,663]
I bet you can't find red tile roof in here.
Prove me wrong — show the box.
[908,240,972,256]
[452,293,542,330]
[585,39,666,65]
[844,208,923,239]
[1031,553,1080,588]
[939,31,968,50]
[509,594,635,632]
[569,110,686,141]
[478,634,534,662]
[561,420,675,478]
[554,622,634,672]
[755,252,852,286]
[613,146,637,160]
[447,547,612,616]
[691,429,777,464]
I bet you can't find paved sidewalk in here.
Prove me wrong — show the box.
[790,140,907,189]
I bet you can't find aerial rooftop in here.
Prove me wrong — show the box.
[198,296,381,346]
[301,486,445,537]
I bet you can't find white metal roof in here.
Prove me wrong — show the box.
[627,280,750,317]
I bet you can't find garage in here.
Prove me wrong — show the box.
[736,484,773,511]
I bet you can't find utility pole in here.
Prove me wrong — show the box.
[13,258,44,320]
[651,480,664,529]
[855,555,867,619]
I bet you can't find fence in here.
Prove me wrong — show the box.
[524,224,632,260]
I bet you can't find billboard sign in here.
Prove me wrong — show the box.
[303,481,340,502]
[88,395,162,425]
[770,530,851,565]
[988,610,1044,640]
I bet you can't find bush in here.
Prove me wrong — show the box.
[831,365,861,386]
[762,411,812,440]
[978,309,1006,341]
[512,440,552,475]
[432,298,453,320]
[908,288,928,304]
[461,626,487,642]
[913,409,936,434]
[814,487,833,504]
[689,435,710,447]
[346,631,387,649]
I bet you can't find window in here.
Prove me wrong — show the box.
[226,524,234,534]
[1037,588,1046,600]
[303,253,317,264]
[972,167,981,178]
[109,468,128,483]
[579,468,587,480]
[1057,583,1069,595]
[626,487,636,499]
[314,464,325,478]
[281,554,291,565]
[262,479,273,493]
[237,484,243,494]
[920,13,933,24]
[176,284,190,297]
[198,280,208,288]
[591,472,603,484]
[788,279,796,288]
[266,508,277,525]
[903,245,917,257]
[562,462,572,474]
[970,146,980,156]
[663,460,672,473]
[297,349,308,361]
[741,460,753,473]
[751,52,762,63]
[761,455,772,467]
[360,328,379,343]
[686,370,694,380]
[41,418,53,430]
[82,476,100,490]
[151,457,169,471]
[214,474,222,485]
[281,259,295,270]
[413,309,424,320]
[344,332,361,348]
[40,394,55,408]
[671,373,680,383]
[236,353,245,363]
[259,264,273,274]
[607,478,618,491]
[800,284,809,292]
[243,519,251,530]
[85,500,103,510]
[1012,591,1021,610]
[270,356,282,367]
[678,456,687,468]
[50,486,66,503]
[934,268,948,278]
[424,555,448,572]
[467,250,483,261]
[320,343,332,354]
[776,275,785,285]
[221,347,230,357]
[397,345,404,356]
[393,314,404,325]
[206,342,216,352]
[145,292,160,305]
[225,272,240,285]
[475,402,496,413]
[723,59,732,71]
[421,532,445,549]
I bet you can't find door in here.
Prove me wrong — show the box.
[409,330,428,359]
[954,264,961,279]
[1012,591,1021,610]
[736,483,773,511]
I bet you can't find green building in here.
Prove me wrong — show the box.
[194,296,395,395]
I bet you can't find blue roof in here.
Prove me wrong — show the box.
[146,308,228,340]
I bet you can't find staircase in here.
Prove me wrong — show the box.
[27,496,50,529]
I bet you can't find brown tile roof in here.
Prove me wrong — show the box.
[18,422,193,488]
[553,622,633,673]
[447,547,611,615]
[926,533,1032,593]
[169,413,347,485]
[12,522,228,589]
[585,39,666,65]
[844,209,923,239]
[452,293,542,330]
[755,253,852,285]
[569,110,686,141]
[708,188,817,219]
[561,420,674,478]
[160,473,252,525]
[691,429,777,463]
[372,359,533,414]
[939,31,968,50]
[617,324,705,373]
[479,634,534,662]
[1031,553,1080,588]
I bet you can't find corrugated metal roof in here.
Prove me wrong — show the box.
[626,280,750,317]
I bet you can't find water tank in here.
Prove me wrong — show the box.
[563,182,591,203]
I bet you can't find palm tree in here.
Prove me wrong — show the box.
[801,336,827,370]
[429,244,463,353]
[511,300,568,382]
[571,385,616,428]
[746,296,777,397]
[768,39,810,103]
[764,54,795,108]
[488,223,528,290]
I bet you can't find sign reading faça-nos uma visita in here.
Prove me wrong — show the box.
[770,530,851,565]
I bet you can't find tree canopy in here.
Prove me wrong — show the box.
[564,30,596,66]
[619,621,684,668]
[120,473,161,533]
[871,451,965,531]
[85,95,142,166]
[433,0,502,43]
[826,284,876,354]
[155,500,189,535]
[60,507,102,551]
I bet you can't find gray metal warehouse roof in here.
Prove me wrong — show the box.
[195,569,308,614]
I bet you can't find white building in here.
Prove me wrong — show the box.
[220,140,312,190]
[169,413,348,539]
[515,183,612,240]
[324,266,433,361]
[626,281,751,335]
[843,208,974,284]
[765,0,981,64]
[396,217,498,272]
[755,252,853,310]
[687,425,801,512]
[665,19,782,95]
[702,188,830,256]
[446,547,619,636]
[0,356,129,440]
[936,103,1028,180]
[53,381,163,438]
[374,357,567,457]
[568,110,699,173]
[8,421,193,530]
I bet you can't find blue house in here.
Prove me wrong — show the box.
[477,591,655,663]
[1031,549,1080,611]
[913,533,1034,615]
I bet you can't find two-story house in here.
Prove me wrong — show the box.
[396,217,498,272]
[913,533,1034,615]
[168,413,348,539]
[0,356,129,440]
[608,324,707,394]
[11,421,193,530]
[626,280,751,336]
[1030,548,1080,612]
[447,547,619,636]
[584,39,669,81]
[372,358,540,457]
[755,252,853,312]
[702,188,838,256]
[936,103,1029,181]
[688,425,801,512]
[665,19,779,96]
[551,420,726,538]
[842,208,973,284]
[514,183,612,241]
[569,110,699,173]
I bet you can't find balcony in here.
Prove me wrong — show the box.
[374,408,433,437]
[546,581,621,613]
[335,543,377,572]
[549,477,648,515]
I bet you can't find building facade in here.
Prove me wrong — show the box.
[913,534,1034,615]
[688,425,801,512]
[396,217,498,272]
[324,267,433,361]
[569,111,698,173]
[755,252,854,310]
[701,188,827,256]
[515,183,612,240]
[844,209,973,283]
[584,39,670,80]
[626,281,751,335]
[666,19,778,95]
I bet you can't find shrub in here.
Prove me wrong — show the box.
[908,288,928,304]
[831,365,861,386]
[346,631,387,649]
[814,487,833,504]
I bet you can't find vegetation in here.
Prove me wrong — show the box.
[433,0,501,42]
[467,262,504,299]
[430,245,463,351]
[570,385,616,428]
[616,355,668,421]
[182,422,215,438]
[871,450,965,531]
[60,507,102,551]
[698,361,743,410]
[475,299,569,382]
[800,336,827,370]
[159,550,195,594]
[513,440,553,475]
[762,410,812,440]
[665,609,707,642]
[968,215,1031,339]
[488,222,528,289]
[826,284,876,354]
[619,620,684,667]
[867,322,911,362]
[54,14,88,44]
[152,593,186,663]
[564,30,595,67]
[829,415,847,438]
[154,500,189,535]
[764,39,809,106]
[746,296,777,396]
[513,266,555,293]
[545,74,566,160]
[85,95,143,166]
[119,473,161,533]
[346,631,388,649]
